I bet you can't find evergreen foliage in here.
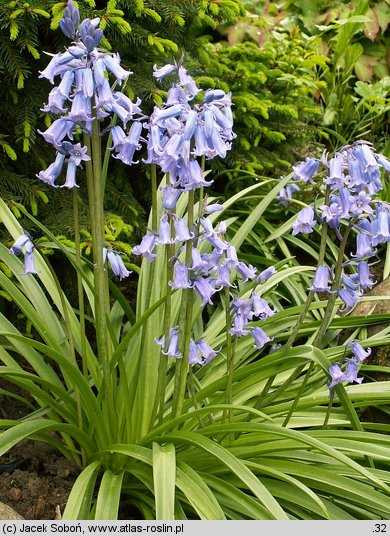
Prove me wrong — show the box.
[198,24,327,179]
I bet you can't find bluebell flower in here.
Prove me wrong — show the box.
[357,260,375,290]
[371,204,390,246]
[326,153,346,189]
[328,360,364,389]
[292,157,320,183]
[292,207,317,236]
[113,121,143,166]
[38,118,75,145]
[189,248,209,272]
[9,233,38,275]
[309,265,333,293]
[171,263,192,289]
[59,0,80,38]
[347,340,371,363]
[230,297,253,323]
[157,215,172,245]
[193,277,218,306]
[194,339,219,365]
[215,263,234,288]
[36,153,66,187]
[351,232,377,259]
[251,327,272,349]
[153,63,177,82]
[343,360,364,385]
[235,262,257,282]
[155,327,182,358]
[23,251,39,275]
[276,183,300,205]
[173,217,194,243]
[103,248,131,280]
[349,191,373,216]
[204,203,224,215]
[177,66,200,98]
[251,292,276,320]
[327,364,345,390]
[377,154,390,172]
[9,232,34,255]
[229,314,249,337]
[160,185,182,211]
[61,160,78,189]
[256,266,277,283]
[338,287,359,313]
[320,202,343,229]
[341,273,359,294]
[132,233,159,262]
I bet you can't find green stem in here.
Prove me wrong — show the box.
[322,391,334,429]
[258,190,332,406]
[172,190,195,419]
[282,220,355,427]
[223,286,234,423]
[151,164,158,234]
[313,220,354,348]
[149,237,174,429]
[73,189,87,380]
[187,366,204,427]
[285,187,331,351]
[85,121,114,439]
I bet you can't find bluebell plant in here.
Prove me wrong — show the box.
[283,141,390,392]
[9,0,386,424]
[9,0,279,425]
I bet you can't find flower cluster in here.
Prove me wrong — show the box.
[327,340,371,390]
[130,65,275,364]
[155,327,218,366]
[9,232,38,275]
[287,141,390,312]
[142,63,236,191]
[37,0,143,188]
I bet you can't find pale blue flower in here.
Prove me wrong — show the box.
[103,248,131,280]
[9,233,38,275]
[328,361,363,390]
[171,263,192,289]
[229,314,249,337]
[256,266,277,283]
[309,265,333,293]
[292,157,320,183]
[36,153,66,187]
[252,327,272,349]
[193,277,217,305]
[9,232,34,255]
[357,260,375,290]
[23,251,39,275]
[351,232,377,259]
[292,207,317,236]
[132,233,159,262]
[153,63,177,82]
[59,0,80,38]
[347,341,371,363]
[155,327,181,358]
[251,292,276,320]
[338,287,359,313]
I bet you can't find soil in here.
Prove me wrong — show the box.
[0,380,80,520]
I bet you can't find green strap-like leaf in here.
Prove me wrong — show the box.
[95,469,124,520]
[158,432,289,519]
[62,461,102,520]
[153,442,176,520]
